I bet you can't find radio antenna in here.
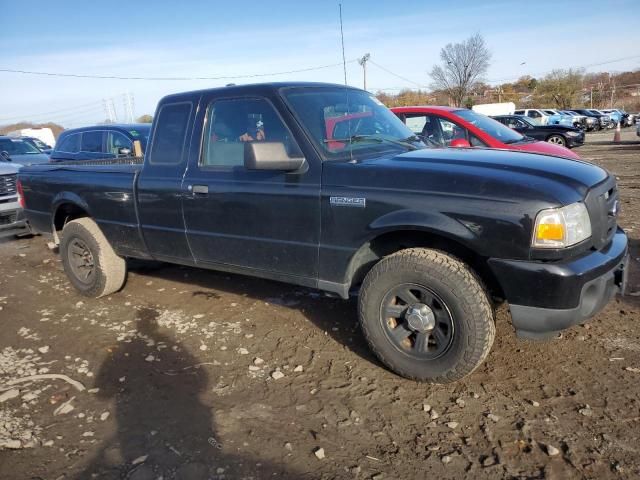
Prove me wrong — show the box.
[339,3,347,85]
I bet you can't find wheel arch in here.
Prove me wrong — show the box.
[345,227,504,301]
[51,193,91,244]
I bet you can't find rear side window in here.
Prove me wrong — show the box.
[56,133,80,153]
[81,131,103,153]
[148,102,193,165]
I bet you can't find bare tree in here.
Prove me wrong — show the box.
[430,34,491,107]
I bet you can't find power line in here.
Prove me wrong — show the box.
[368,60,427,88]
[486,54,640,83]
[0,100,104,122]
[0,59,358,82]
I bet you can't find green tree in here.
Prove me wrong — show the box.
[536,69,584,109]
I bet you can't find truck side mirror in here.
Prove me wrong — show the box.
[450,138,471,148]
[244,142,305,171]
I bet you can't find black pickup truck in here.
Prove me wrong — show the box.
[19,82,628,383]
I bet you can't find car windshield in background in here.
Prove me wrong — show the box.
[454,109,525,144]
[0,138,42,155]
[30,138,49,149]
[283,87,422,159]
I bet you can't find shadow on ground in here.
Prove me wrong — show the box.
[78,307,301,479]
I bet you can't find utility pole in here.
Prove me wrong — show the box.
[358,53,370,90]
[590,87,593,109]
[610,79,615,109]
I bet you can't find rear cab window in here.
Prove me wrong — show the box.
[148,102,193,165]
[56,133,81,153]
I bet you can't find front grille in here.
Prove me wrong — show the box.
[0,213,17,226]
[0,174,17,197]
[584,175,618,250]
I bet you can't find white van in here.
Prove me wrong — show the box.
[7,127,56,148]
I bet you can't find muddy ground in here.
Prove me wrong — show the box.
[1,132,639,480]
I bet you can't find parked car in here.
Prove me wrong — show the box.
[0,163,30,238]
[569,109,611,130]
[599,109,622,127]
[19,82,628,383]
[19,136,53,155]
[49,124,151,162]
[514,108,552,125]
[543,108,582,128]
[560,110,594,130]
[492,115,585,148]
[637,118,640,137]
[0,136,51,166]
[540,109,575,128]
[391,106,580,159]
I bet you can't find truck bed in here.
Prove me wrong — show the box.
[19,158,147,257]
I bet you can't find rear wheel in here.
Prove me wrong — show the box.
[546,134,566,147]
[358,248,495,383]
[60,218,126,297]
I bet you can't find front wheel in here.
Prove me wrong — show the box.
[546,134,566,147]
[60,218,127,297]
[358,248,495,383]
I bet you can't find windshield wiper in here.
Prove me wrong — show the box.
[326,134,418,151]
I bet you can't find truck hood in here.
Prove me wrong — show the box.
[3,153,51,166]
[0,162,20,175]
[347,147,608,205]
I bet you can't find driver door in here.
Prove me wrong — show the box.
[181,94,321,280]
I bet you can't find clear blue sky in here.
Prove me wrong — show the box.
[1,0,638,126]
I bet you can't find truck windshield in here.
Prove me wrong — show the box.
[0,138,42,155]
[454,109,525,144]
[283,87,423,159]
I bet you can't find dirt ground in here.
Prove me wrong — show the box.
[1,132,639,480]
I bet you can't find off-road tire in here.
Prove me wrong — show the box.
[358,248,495,383]
[60,218,126,297]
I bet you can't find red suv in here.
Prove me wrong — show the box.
[391,106,580,160]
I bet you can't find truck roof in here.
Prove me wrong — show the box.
[158,82,362,102]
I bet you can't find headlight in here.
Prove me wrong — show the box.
[532,202,591,248]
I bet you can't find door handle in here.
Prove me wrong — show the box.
[189,185,209,195]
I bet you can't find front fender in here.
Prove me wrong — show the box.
[368,209,477,247]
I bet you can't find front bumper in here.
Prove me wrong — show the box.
[0,200,30,239]
[566,133,585,147]
[488,229,628,339]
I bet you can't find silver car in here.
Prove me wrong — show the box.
[0,163,30,238]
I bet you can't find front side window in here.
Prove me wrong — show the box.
[107,131,133,155]
[436,118,467,146]
[56,133,80,153]
[201,97,299,168]
[81,131,103,153]
[148,102,193,165]
[283,87,420,160]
